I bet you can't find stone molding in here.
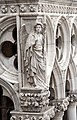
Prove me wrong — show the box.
[0,3,77,15]
[10,106,55,120]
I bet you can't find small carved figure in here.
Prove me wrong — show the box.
[24,22,47,88]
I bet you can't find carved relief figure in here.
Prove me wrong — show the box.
[24,22,47,88]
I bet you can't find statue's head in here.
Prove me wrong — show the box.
[34,22,43,33]
[34,22,43,28]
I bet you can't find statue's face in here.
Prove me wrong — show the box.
[35,24,42,33]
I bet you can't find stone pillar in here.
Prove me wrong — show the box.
[67,102,77,120]
[52,112,64,120]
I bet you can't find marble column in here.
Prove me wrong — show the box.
[52,112,64,120]
[67,102,77,120]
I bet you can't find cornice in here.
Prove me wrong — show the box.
[0,3,77,16]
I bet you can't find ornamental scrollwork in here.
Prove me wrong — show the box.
[23,115,30,120]
[1,5,8,13]
[10,6,17,13]
[29,5,36,12]
[20,5,27,12]
[0,3,77,14]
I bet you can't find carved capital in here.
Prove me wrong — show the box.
[51,97,70,112]
[20,88,50,112]
[69,94,77,102]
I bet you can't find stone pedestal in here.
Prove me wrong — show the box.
[10,87,56,120]
[67,102,77,120]
[10,106,55,120]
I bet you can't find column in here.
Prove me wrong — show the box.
[52,112,64,120]
[67,102,77,120]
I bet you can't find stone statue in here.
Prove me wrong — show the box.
[24,22,47,89]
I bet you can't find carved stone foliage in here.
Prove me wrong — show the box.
[50,93,77,113]
[10,94,77,120]
[10,116,23,120]
[51,97,70,112]
[20,89,50,112]
[69,93,77,102]
[20,5,27,12]
[10,114,48,120]
[29,5,36,12]
[10,5,17,13]
[10,106,55,120]
[1,5,8,13]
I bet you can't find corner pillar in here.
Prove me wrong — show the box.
[67,102,77,120]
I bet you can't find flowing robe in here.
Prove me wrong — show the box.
[24,32,46,87]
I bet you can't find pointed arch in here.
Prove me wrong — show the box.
[54,15,71,70]
[46,15,56,86]
[0,16,18,83]
[50,59,64,99]
[67,57,77,91]
[0,78,21,111]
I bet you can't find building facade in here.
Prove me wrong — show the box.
[0,0,77,120]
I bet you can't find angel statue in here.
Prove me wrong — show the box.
[24,22,47,89]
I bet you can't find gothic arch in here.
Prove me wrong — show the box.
[46,15,56,86]
[67,57,77,91]
[52,59,64,99]
[54,15,71,70]
[71,16,77,65]
[71,16,77,28]
[0,78,20,111]
[0,16,16,35]
[0,16,18,83]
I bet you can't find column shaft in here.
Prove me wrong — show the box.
[52,112,64,120]
[67,103,76,120]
